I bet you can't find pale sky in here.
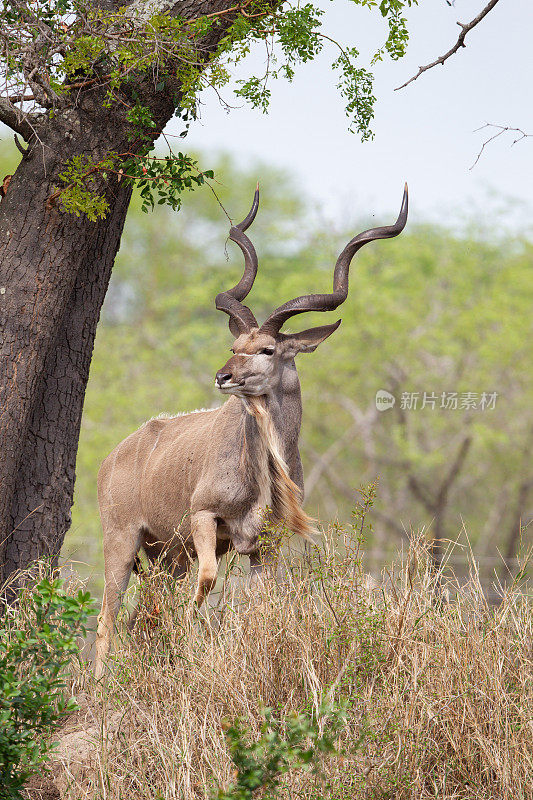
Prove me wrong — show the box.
[175,0,533,234]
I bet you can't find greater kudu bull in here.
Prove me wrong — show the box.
[94,185,408,677]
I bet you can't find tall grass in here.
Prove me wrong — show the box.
[49,526,532,799]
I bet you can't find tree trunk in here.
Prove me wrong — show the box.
[505,478,532,566]
[1,178,133,581]
[504,426,533,570]
[0,94,145,584]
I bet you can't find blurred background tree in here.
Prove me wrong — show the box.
[2,138,520,595]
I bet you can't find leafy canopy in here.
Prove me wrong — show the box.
[1,0,417,217]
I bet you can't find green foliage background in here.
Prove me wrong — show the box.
[0,139,531,594]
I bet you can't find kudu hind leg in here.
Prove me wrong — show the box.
[191,511,218,605]
[94,525,141,678]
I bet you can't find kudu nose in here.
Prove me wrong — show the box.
[216,370,233,386]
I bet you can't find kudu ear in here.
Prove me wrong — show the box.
[282,320,341,355]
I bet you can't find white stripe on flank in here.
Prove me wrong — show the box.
[148,407,219,422]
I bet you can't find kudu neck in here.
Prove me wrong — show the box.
[241,362,315,541]
[240,357,302,458]
[256,358,301,432]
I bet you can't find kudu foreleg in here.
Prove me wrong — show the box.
[191,511,218,605]
[94,527,140,679]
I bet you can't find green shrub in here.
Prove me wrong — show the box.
[214,700,351,800]
[0,576,95,799]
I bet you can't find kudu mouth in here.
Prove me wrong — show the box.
[214,350,268,396]
[214,378,266,398]
[214,361,245,392]
[215,379,245,393]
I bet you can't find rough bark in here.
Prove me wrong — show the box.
[0,109,136,584]
[0,0,239,584]
[2,180,133,578]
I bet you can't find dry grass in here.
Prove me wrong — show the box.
[51,528,532,800]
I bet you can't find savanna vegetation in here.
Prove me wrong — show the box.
[9,525,533,800]
[0,131,531,797]
[0,1,529,796]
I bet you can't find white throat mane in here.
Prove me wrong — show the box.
[244,396,316,542]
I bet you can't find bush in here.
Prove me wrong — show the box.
[0,575,95,799]
[45,525,533,799]
[215,701,349,800]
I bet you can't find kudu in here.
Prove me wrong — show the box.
[94,185,408,677]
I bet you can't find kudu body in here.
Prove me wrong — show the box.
[94,185,408,677]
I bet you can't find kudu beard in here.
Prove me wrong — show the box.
[243,395,318,544]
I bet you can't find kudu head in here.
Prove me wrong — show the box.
[215,185,408,397]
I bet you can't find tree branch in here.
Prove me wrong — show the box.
[0,98,34,140]
[505,426,533,563]
[371,508,409,541]
[13,134,28,155]
[305,442,408,541]
[395,0,502,91]
[471,123,532,168]
[435,435,472,508]
[407,475,436,513]
[304,421,359,497]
